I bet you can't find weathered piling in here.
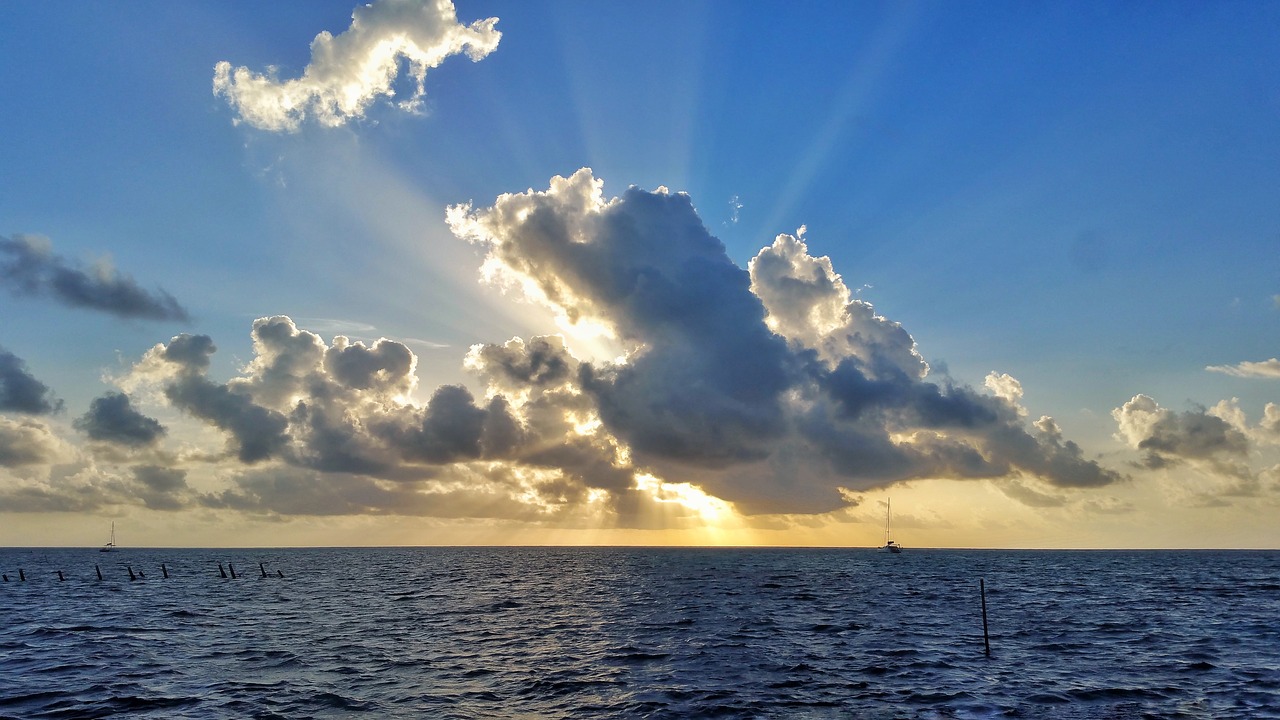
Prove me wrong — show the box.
[218,562,228,579]
[128,566,137,581]
[2,574,7,582]
[18,569,25,582]
[161,563,169,579]
[980,578,991,657]
[277,570,284,578]
[96,564,103,581]
[229,563,238,579]
[56,570,65,581]
[259,562,267,578]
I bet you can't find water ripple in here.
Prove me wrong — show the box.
[2,548,1279,718]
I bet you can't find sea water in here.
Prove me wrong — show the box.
[0,547,1277,719]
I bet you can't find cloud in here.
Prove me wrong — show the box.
[74,392,166,447]
[1112,394,1257,483]
[450,169,1121,513]
[0,461,193,513]
[0,417,63,467]
[0,234,189,321]
[1113,395,1250,461]
[749,228,927,378]
[213,0,500,131]
[0,346,61,415]
[131,465,191,511]
[125,318,576,484]
[1206,358,1280,379]
[70,172,1124,521]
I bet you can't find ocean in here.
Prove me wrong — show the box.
[0,547,1277,719]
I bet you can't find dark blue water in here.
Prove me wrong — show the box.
[1,548,1277,718]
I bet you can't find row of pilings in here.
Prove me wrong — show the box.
[1,561,283,583]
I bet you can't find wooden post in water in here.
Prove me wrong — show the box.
[259,562,267,578]
[229,563,237,579]
[980,578,991,657]
[128,566,137,582]
[96,564,103,581]
[218,562,228,579]
[161,563,169,579]
[2,574,8,582]
[18,569,25,582]
[57,571,65,581]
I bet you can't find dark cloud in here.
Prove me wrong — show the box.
[0,234,189,321]
[166,375,290,463]
[450,170,1123,514]
[466,335,575,390]
[1140,411,1249,459]
[0,346,61,414]
[134,331,291,463]
[325,336,416,391]
[74,392,166,447]
[382,385,490,464]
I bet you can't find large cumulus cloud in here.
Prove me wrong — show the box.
[32,171,1128,521]
[213,0,500,131]
[0,234,189,321]
[450,169,1121,513]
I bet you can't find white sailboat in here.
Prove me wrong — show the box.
[100,521,116,553]
[880,499,902,553]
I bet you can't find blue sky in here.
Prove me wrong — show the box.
[1,1,1278,547]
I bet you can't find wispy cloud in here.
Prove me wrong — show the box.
[213,0,500,132]
[1206,358,1280,379]
[0,235,189,321]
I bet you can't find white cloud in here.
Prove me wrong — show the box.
[985,372,1025,415]
[749,228,927,379]
[1205,358,1280,379]
[213,0,500,131]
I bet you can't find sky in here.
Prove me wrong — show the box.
[1,0,1278,548]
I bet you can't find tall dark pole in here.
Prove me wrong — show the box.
[980,578,991,657]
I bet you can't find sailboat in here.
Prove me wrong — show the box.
[100,521,116,553]
[880,499,902,553]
